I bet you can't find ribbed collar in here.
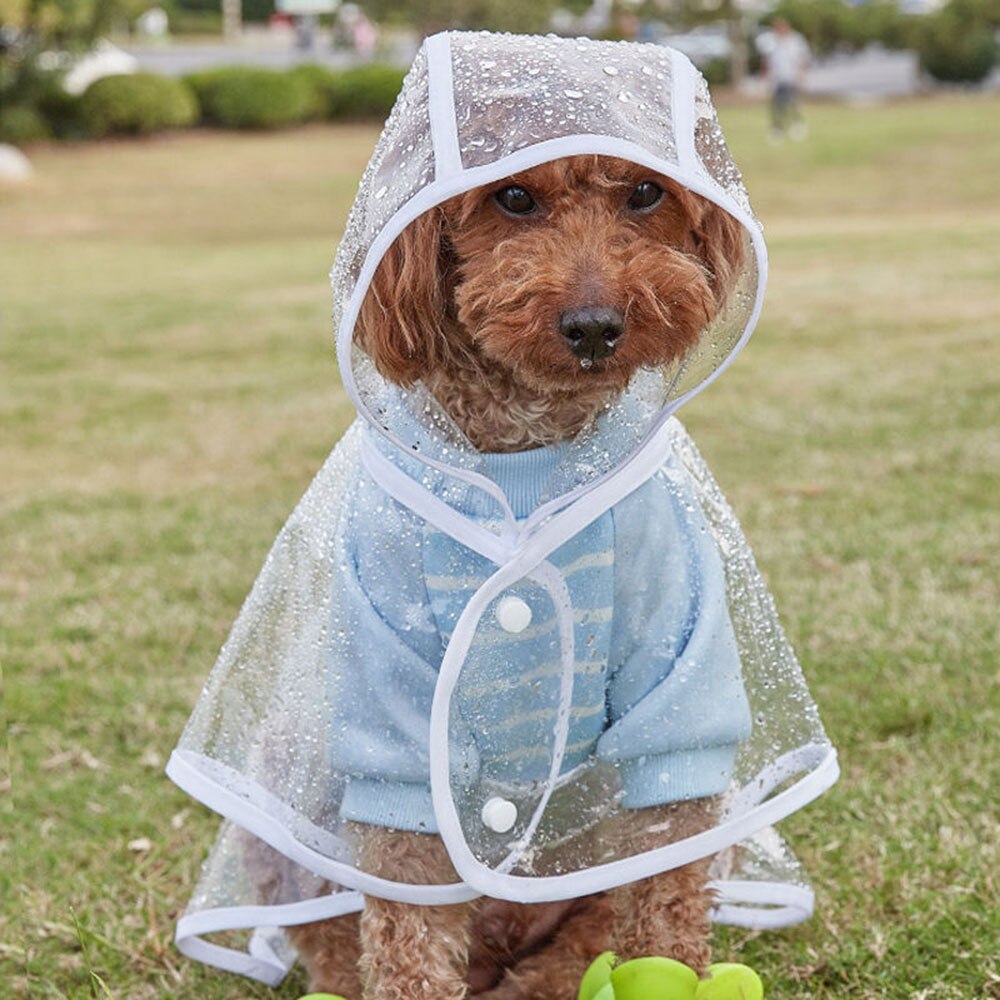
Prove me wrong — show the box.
[366,381,658,523]
[482,445,569,519]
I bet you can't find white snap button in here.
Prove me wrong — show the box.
[496,595,532,633]
[481,797,518,833]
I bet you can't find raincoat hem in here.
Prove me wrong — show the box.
[171,875,815,987]
[711,879,815,929]
[431,743,839,903]
[167,745,836,905]
[166,750,479,905]
[175,892,363,986]
[174,926,288,986]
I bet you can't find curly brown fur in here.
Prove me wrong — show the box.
[289,155,746,997]
[477,893,617,1000]
[476,799,719,1000]
[607,798,720,975]
[288,909,363,997]
[356,154,743,452]
[467,898,583,993]
[356,827,476,1000]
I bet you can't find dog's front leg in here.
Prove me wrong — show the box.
[287,907,363,997]
[475,893,615,1000]
[356,824,474,1000]
[608,797,719,974]
[612,856,715,973]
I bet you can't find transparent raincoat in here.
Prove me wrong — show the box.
[167,31,840,985]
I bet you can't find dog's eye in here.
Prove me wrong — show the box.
[494,186,537,216]
[627,182,663,212]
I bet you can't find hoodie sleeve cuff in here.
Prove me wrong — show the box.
[340,779,439,834]
[616,746,738,808]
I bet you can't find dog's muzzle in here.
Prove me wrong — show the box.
[559,306,624,368]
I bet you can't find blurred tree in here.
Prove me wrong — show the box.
[0,0,145,119]
[1,0,146,46]
[649,0,759,84]
[164,0,272,29]
[945,0,1000,25]
[919,0,999,82]
[360,0,560,35]
[764,0,920,56]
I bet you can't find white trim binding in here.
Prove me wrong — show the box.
[711,879,815,929]
[172,877,817,986]
[425,32,462,180]
[493,561,577,875]
[432,738,838,902]
[166,750,481,906]
[670,46,698,174]
[168,740,837,909]
[175,893,365,985]
[360,433,514,564]
[175,924,287,986]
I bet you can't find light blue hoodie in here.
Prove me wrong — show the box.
[329,420,752,834]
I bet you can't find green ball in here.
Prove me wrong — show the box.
[695,963,764,1000]
[611,956,699,1000]
[579,951,617,1000]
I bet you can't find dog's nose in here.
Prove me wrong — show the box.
[559,306,624,363]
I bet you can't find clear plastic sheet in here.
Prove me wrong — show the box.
[169,30,836,984]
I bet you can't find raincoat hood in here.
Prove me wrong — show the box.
[167,31,838,987]
[336,30,766,530]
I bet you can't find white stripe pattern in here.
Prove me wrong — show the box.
[489,735,597,765]
[487,701,606,735]
[425,548,613,593]
[459,659,607,699]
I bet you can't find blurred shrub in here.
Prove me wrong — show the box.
[161,6,224,34]
[843,0,921,51]
[767,0,919,55]
[287,63,342,120]
[362,0,555,34]
[943,0,1000,27]
[79,73,198,136]
[918,10,998,82]
[168,0,272,24]
[2,60,410,142]
[181,63,403,129]
[36,78,87,138]
[326,64,405,120]
[185,66,312,128]
[699,40,761,86]
[701,58,731,86]
[0,105,52,144]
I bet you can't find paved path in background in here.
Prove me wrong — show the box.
[127,38,354,74]
[804,48,921,101]
[124,27,411,75]
[127,35,998,100]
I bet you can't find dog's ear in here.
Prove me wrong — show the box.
[355,207,452,386]
[673,186,747,312]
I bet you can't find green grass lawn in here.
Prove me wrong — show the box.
[2,100,998,998]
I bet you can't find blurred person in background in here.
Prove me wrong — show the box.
[335,3,377,58]
[757,17,810,141]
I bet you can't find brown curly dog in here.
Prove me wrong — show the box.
[287,154,745,1000]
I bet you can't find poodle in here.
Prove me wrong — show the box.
[286,153,745,1000]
